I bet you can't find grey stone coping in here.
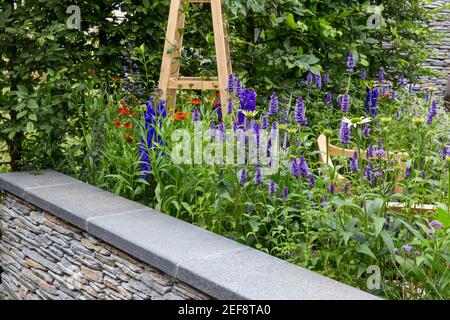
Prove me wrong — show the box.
[0,170,380,300]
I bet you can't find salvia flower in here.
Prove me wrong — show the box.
[294,96,307,126]
[365,162,374,181]
[298,156,309,177]
[340,122,351,144]
[269,180,277,197]
[324,73,329,86]
[227,73,234,93]
[282,187,289,201]
[340,91,350,112]
[329,184,335,195]
[269,92,278,115]
[426,100,437,125]
[308,175,316,188]
[290,158,300,178]
[321,197,328,208]
[315,74,322,90]
[306,72,313,86]
[405,167,411,180]
[344,181,350,194]
[421,170,426,179]
[235,77,242,96]
[442,146,450,160]
[363,123,370,137]
[361,69,367,80]
[227,98,233,114]
[350,151,359,172]
[324,91,333,105]
[192,108,200,122]
[247,204,254,214]
[386,216,392,230]
[347,51,356,73]
[262,116,269,130]
[408,84,413,94]
[367,143,374,158]
[378,67,385,82]
[254,166,262,185]
[238,169,247,187]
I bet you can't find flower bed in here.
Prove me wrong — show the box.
[57,49,450,299]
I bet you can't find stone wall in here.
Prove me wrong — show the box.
[420,0,450,98]
[0,192,210,300]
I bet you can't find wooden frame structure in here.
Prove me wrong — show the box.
[317,134,435,213]
[158,0,232,116]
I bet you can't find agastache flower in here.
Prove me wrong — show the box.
[329,184,335,195]
[363,123,370,137]
[324,92,333,105]
[227,98,233,114]
[308,175,316,188]
[298,156,309,177]
[378,67,385,82]
[247,204,254,214]
[290,158,300,178]
[269,92,278,116]
[294,96,307,126]
[238,169,247,187]
[254,166,262,185]
[315,74,322,90]
[347,51,356,73]
[350,151,359,172]
[361,69,366,80]
[227,73,234,93]
[306,72,313,86]
[269,180,277,197]
[282,187,289,201]
[192,108,200,122]
[426,100,437,125]
[235,77,242,96]
[262,116,269,130]
[340,122,351,144]
[365,162,373,181]
[340,92,350,112]
[405,167,411,180]
[324,73,329,86]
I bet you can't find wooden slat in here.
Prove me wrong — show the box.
[387,202,436,213]
[168,78,219,90]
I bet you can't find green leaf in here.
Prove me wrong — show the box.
[356,244,377,261]
[27,99,39,109]
[373,216,386,237]
[28,114,37,121]
[380,231,395,255]
[26,121,34,133]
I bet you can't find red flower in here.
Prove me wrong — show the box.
[215,91,220,98]
[172,110,190,122]
[124,132,134,144]
[114,119,122,128]
[213,99,220,108]
[191,99,201,106]
[118,107,131,115]
[124,122,133,129]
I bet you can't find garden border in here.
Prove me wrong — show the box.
[0,170,379,300]
[317,134,436,214]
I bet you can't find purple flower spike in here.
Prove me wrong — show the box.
[329,184,335,195]
[247,204,254,214]
[340,92,350,112]
[308,175,316,188]
[347,51,356,73]
[324,73,329,86]
[227,98,233,114]
[363,123,370,137]
[315,74,322,90]
[294,97,307,126]
[262,116,269,130]
[375,140,386,158]
[324,92,333,105]
[361,69,367,80]
[269,180,277,197]
[192,108,200,122]
[378,67,385,82]
[299,156,309,177]
[340,122,351,145]
[269,92,278,116]
[405,167,411,180]
[366,143,374,158]
[238,169,247,187]
[227,73,235,93]
[282,187,289,201]
[235,77,242,96]
[443,146,450,160]
[307,72,313,86]
[290,158,300,178]
[426,100,437,125]
[254,166,262,185]
[365,162,374,181]
[350,151,359,172]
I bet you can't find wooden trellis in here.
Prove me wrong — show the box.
[317,134,435,214]
[158,0,232,116]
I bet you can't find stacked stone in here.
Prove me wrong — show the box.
[420,0,450,99]
[0,193,211,300]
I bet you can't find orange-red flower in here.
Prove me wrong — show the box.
[114,118,122,128]
[215,91,220,98]
[381,93,391,100]
[111,76,120,83]
[118,107,132,116]
[123,122,133,129]
[213,99,220,108]
[191,99,201,105]
[172,110,190,122]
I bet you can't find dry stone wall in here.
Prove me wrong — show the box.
[0,193,210,300]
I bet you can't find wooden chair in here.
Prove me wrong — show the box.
[158,0,232,116]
